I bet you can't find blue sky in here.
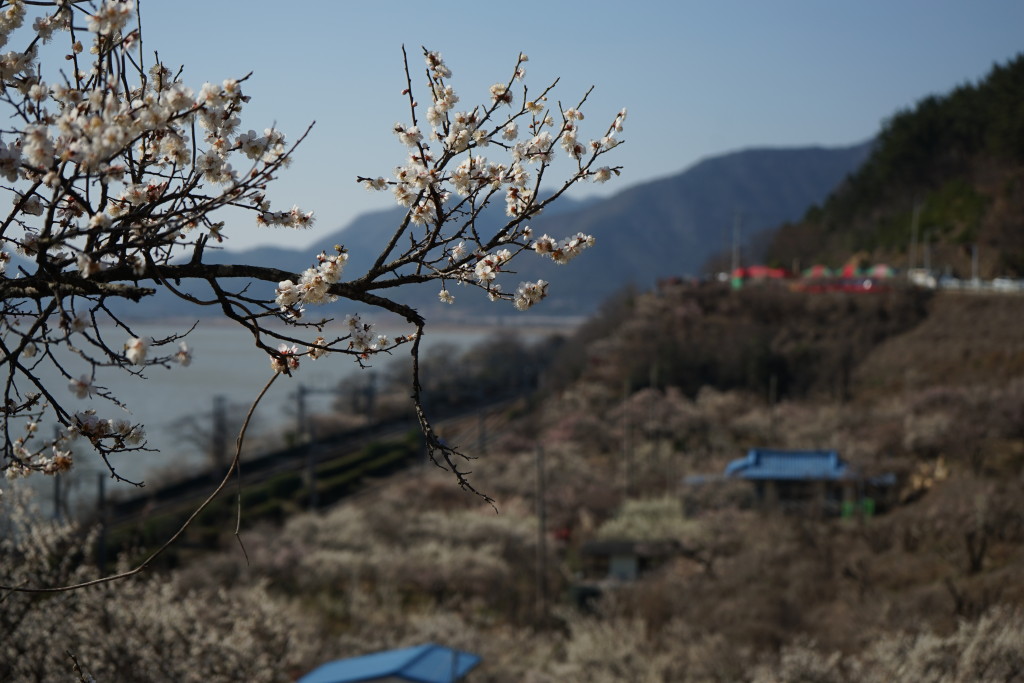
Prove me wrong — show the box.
[138,1,1024,251]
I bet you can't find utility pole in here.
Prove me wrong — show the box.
[53,472,61,521]
[649,361,659,466]
[908,201,922,273]
[364,372,376,423]
[294,380,351,508]
[294,381,349,444]
[306,445,318,511]
[296,383,308,443]
[923,229,932,273]
[720,217,729,279]
[211,395,228,469]
[622,376,632,495]
[96,472,107,573]
[535,443,548,624]
[477,411,487,456]
[52,425,64,520]
[731,211,742,275]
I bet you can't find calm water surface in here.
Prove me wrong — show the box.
[24,317,571,509]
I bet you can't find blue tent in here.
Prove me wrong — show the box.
[298,643,481,683]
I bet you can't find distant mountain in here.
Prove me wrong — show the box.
[102,143,871,320]
[312,143,869,319]
[501,143,872,316]
[209,192,600,281]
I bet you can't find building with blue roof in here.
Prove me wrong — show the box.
[298,643,481,683]
[723,448,892,515]
[724,448,850,481]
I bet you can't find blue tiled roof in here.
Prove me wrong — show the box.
[298,643,481,683]
[724,448,850,481]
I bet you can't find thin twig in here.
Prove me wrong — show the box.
[233,381,267,567]
[66,650,94,683]
[0,373,279,594]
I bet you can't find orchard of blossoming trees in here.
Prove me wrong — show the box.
[0,1,624,499]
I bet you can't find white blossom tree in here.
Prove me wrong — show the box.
[0,0,624,532]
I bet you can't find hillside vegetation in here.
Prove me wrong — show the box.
[766,53,1024,277]
[6,283,1024,681]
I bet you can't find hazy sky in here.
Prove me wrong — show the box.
[136,1,1024,251]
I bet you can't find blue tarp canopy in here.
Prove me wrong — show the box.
[724,448,850,481]
[298,643,481,683]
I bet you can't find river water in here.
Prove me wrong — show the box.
[19,316,573,512]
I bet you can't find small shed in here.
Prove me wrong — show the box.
[580,539,681,582]
[298,643,481,683]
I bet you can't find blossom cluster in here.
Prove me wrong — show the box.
[531,232,596,265]
[0,0,318,478]
[266,313,409,374]
[346,314,390,355]
[358,48,623,311]
[2,405,145,484]
[474,249,512,284]
[1,5,624,485]
[6,329,188,476]
[71,410,145,448]
[119,337,190,367]
[274,247,349,317]
[270,343,300,374]
[2,1,312,270]
[4,416,71,480]
[513,279,549,311]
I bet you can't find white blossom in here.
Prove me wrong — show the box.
[76,252,101,278]
[22,124,54,168]
[489,83,512,105]
[88,212,113,230]
[532,232,595,264]
[270,343,299,373]
[275,279,301,309]
[173,341,192,366]
[124,337,147,365]
[345,314,377,353]
[87,0,133,36]
[514,279,549,310]
[393,123,423,147]
[474,249,512,284]
[69,312,89,333]
[68,375,92,399]
[123,425,145,446]
[425,50,451,79]
[0,139,21,181]
[307,336,327,360]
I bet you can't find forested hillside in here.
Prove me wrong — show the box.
[8,283,1024,680]
[765,53,1024,276]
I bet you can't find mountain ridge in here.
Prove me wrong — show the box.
[96,142,871,320]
